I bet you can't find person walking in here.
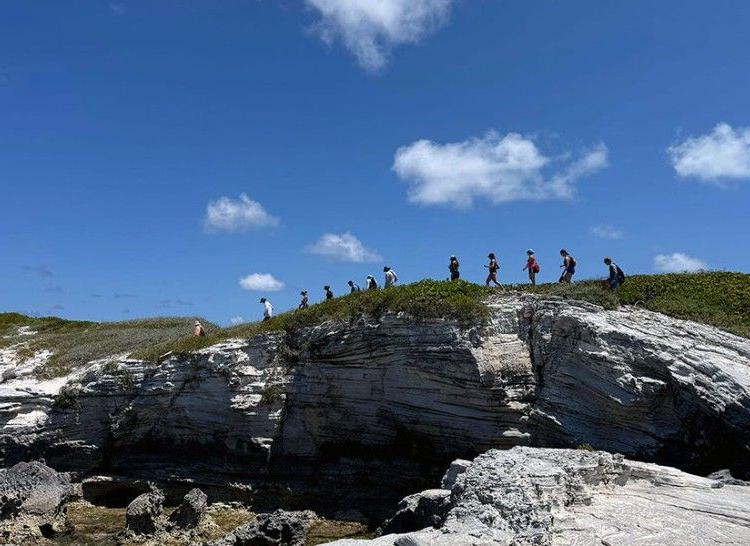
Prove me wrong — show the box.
[604,257,625,289]
[260,298,273,321]
[298,291,309,309]
[485,253,501,287]
[193,320,206,337]
[523,249,540,286]
[449,255,460,281]
[348,280,361,293]
[384,266,398,288]
[324,285,334,300]
[559,249,576,283]
[367,275,378,290]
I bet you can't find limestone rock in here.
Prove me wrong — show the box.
[378,489,451,535]
[328,447,750,545]
[0,461,72,519]
[210,509,316,546]
[168,487,208,529]
[125,488,164,535]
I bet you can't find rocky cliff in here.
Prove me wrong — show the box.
[1,294,749,521]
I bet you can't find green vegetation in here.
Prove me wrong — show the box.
[0,313,216,378]
[3,273,749,376]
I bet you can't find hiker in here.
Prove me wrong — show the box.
[193,320,206,337]
[523,249,540,286]
[484,253,501,287]
[324,285,334,300]
[559,249,576,283]
[348,280,361,293]
[449,255,460,281]
[604,257,626,289]
[260,298,273,321]
[299,291,309,309]
[367,275,378,290]
[384,266,398,288]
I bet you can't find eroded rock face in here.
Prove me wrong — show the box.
[125,488,165,535]
[328,447,750,546]
[168,487,208,530]
[0,295,748,517]
[210,509,316,546]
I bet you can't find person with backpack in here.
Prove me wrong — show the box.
[367,275,378,290]
[449,255,460,281]
[559,249,576,283]
[384,266,398,288]
[260,298,273,321]
[347,280,361,293]
[324,286,334,300]
[485,253,501,287]
[193,320,206,337]
[298,291,309,309]
[523,249,540,286]
[604,257,626,289]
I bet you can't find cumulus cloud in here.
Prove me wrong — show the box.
[393,132,608,207]
[204,194,279,232]
[653,253,708,273]
[307,232,382,262]
[590,225,624,240]
[668,123,750,183]
[306,0,454,71]
[229,316,245,326]
[239,273,285,292]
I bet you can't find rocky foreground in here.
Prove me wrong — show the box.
[0,293,749,543]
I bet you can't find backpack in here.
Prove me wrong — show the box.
[568,256,577,269]
[532,262,540,274]
[615,265,626,284]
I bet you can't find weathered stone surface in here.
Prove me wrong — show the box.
[210,509,315,546]
[0,461,72,519]
[0,295,748,518]
[378,489,451,535]
[168,487,208,529]
[125,488,165,535]
[328,446,750,545]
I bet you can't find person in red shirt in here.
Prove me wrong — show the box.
[523,249,540,286]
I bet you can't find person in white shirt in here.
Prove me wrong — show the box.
[260,298,273,321]
[384,266,398,288]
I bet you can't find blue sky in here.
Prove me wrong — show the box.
[2,0,750,325]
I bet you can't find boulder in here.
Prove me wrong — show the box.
[125,488,164,535]
[379,489,451,535]
[0,461,72,520]
[168,487,208,529]
[211,509,315,546]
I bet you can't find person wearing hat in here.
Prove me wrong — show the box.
[260,297,273,321]
[298,291,309,309]
[383,266,398,288]
[484,253,501,287]
[449,255,460,281]
[523,249,540,286]
[366,275,378,290]
[347,280,361,293]
[193,320,206,337]
[324,286,334,300]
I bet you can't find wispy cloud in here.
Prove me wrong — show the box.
[668,123,750,183]
[229,316,245,326]
[239,273,285,292]
[158,298,193,309]
[52,304,65,311]
[307,232,381,262]
[306,0,454,71]
[23,265,53,278]
[653,252,708,273]
[393,131,608,207]
[590,225,624,240]
[109,2,127,16]
[113,293,137,299]
[204,194,279,233]
[44,285,64,294]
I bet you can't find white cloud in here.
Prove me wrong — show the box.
[668,123,750,183]
[239,273,285,292]
[653,253,708,273]
[229,316,245,326]
[109,2,127,15]
[306,0,454,71]
[204,194,279,232]
[307,232,381,263]
[392,132,608,207]
[590,225,624,240]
